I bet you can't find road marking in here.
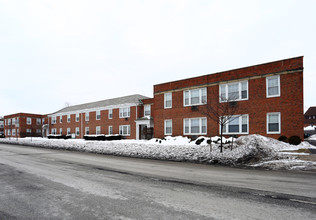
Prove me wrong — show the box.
[290,199,316,205]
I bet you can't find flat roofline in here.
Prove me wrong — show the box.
[154,56,304,87]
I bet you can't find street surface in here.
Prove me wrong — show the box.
[0,143,315,219]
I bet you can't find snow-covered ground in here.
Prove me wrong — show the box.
[308,134,316,140]
[0,135,315,170]
[304,125,316,130]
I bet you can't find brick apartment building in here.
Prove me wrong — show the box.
[3,113,47,138]
[304,106,316,126]
[2,57,304,140]
[47,94,151,140]
[152,56,304,140]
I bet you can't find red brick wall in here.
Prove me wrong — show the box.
[49,106,140,139]
[153,57,304,140]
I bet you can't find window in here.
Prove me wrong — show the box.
[37,118,41,125]
[108,109,113,119]
[60,128,62,135]
[184,88,207,106]
[67,115,71,123]
[184,118,207,135]
[60,116,63,123]
[51,128,56,135]
[267,112,281,134]
[85,112,89,121]
[266,75,280,97]
[27,128,31,134]
[96,126,101,135]
[108,126,113,135]
[76,113,80,122]
[12,129,16,136]
[8,119,11,125]
[144,105,151,116]
[119,125,130,136]
[222,115,248,134]
[12,118,15,125]
[0,121,3,128]
[220,81,248,102]
[313,116,315,119]
[36,129,41,134]
[96,111,101,120]
[85,127,89,135]
[76,127,80,136]
[164,93,172,109]
[27,117,32,125]
[51,117,56,124]
[67,128,71,135]
[119,107,130,118]
[164,120,172,135]
[42,118,45,124]
[8,129,11,135]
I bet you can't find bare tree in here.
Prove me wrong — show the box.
[202,93,243,153]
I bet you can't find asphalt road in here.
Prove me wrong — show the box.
[0,143,315,219]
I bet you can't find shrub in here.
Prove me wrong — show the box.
[195,138,204,145]
[278,135,288,143]
[288,136,301,145]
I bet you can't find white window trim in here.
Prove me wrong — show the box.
[96,111,101,120]
[119,107,130,118]
[96,126,101,135]
[60,116,63,123]
[51,128,56,135]
[164,119,172,135]
[108,109,113,119]
[164,93,172,109]
[144,105,151,117]
[67,115,71,123]
[51,117,56,124]
[108,126,113,135]
[76,113,80,122]
[85,127,89,135]
[27,117,32,125]
[183,88,207,107]
[183,117,207,135]
[219,80,248,103]
[67,128,71,135]
[221,114,249,135]
[266,75,280,98]
[60,128,62,135]
[267,112,281,134]
[119,125,130,136]
[85,112,89,121]
[75,127,80,136]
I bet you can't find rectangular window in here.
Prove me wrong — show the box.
[36,129,41,134]
[108,126,113,135]
[60,116,63,123]
[119,125,130,136]
[85,127,89,135]
[108,109,113,119]
[119,107,130,118]
[42,118,45,124]
[8,129,11,136]
[164,120,172,135]
[67,128,71,135]
[266,75,280,97]
[76,113,79,122]
[85,112,89,121]
[144,105,151,116]
[183,118,207,135]
[60,128,62,135]
[51,128,56,135]
[35,118,41,125]
[96,111,101,120]
[183,88,207,106]
[267,112,281,134]
[12,129,16,136]
[52,117,56,124]
[8,119,11,125]
[76,127,80,136]
[164,93,172,109]
[12,118,15,125]
[222,115,249,134]
[220,81,248,102]
[27,117,32,125]
[67,115,71,123]
[96,126,101,135]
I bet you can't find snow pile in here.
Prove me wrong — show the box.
[308,134,316,140]
[0,135,315,170]
[304,125,316,130]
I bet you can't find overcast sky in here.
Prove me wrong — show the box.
[0,0,315,116]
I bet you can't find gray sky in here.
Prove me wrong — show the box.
[0,0,315,116]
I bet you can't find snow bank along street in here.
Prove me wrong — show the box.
[1,134,315,170]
